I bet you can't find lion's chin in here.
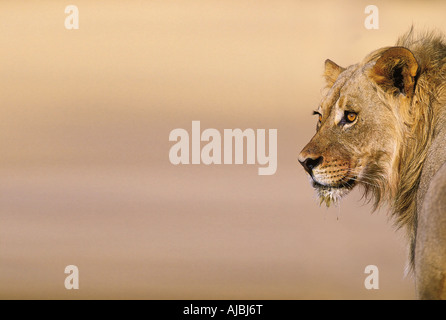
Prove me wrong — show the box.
[312,179,356,207]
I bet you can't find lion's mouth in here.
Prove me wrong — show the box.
[310,177,357,207]
[311,177,357,190]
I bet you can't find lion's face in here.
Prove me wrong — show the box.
[299,48,418,206]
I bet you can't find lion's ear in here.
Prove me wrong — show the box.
[324,59,345,87]
[369,47,419,99]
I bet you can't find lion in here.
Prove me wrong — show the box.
[298,29,446,299]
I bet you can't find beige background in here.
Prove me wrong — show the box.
[1,0,445,299]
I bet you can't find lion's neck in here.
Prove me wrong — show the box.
[392,80,446,267]
[417,120,446,210]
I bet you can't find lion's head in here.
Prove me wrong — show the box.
[299,47,420,207]
[299,30,446,283]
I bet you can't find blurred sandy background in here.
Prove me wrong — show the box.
[1,0,446,299]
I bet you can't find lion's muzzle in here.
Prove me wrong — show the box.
[299,141,357,192]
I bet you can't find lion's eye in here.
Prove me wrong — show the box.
[345,112,357,123]
[313,111,322,124]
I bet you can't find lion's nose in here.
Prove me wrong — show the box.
[298,155,323,175]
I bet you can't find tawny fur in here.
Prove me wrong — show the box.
[300,28,446,270]
[375,30,446,266]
